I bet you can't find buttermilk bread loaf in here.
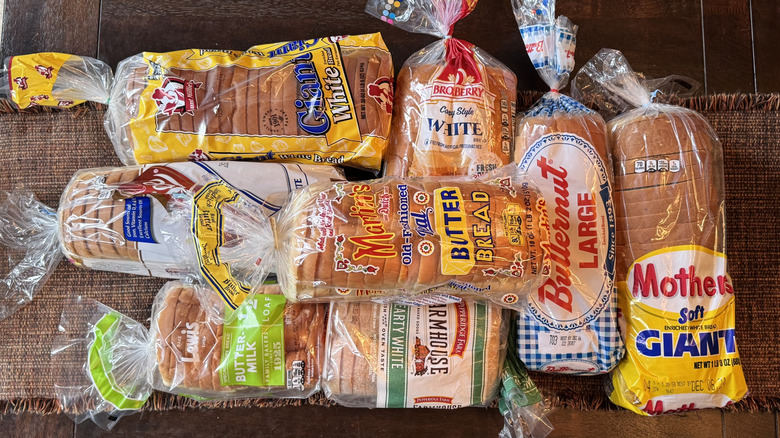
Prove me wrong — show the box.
[151,282,326,398]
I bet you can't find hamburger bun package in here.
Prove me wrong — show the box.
[172,164,551,312]
[511,0,623,375]
[2,34,394,171]
[323,300,507,408]
[0,163,342,321]
[367,0,517,177]
[572,48,747,415]
[52,281,326,430]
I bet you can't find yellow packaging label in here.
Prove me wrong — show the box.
[192,181,252,309]
[501,203,525,246]
[434,187,474,276]
[609,245,747,415]
[8,53,84,108]
[128,35,386,170]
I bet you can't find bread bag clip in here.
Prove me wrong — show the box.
[52,281,326,430]
[174,164,551,312]
[368,0,517,177]
[1,34,393,172]
[572,48,747,415]
[511,0,623,375]
[0,163,342,321]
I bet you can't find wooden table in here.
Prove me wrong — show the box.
[1,0,778,436]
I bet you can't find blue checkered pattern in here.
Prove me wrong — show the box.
[517,290,625,375]
[526,93,592,117]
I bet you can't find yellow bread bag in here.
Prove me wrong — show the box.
[573,49,747,415]
[2,34,393,172]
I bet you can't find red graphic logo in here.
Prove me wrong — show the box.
[412,337,431,376]
[35,65,54,79]
[13,76,28,90]
[152,77,202,116]
[188,149,210,161]
[58,100,74,107]
[29,94,49,102]
[367,77,393,114]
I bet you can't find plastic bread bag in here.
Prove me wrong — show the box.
[498,318,554,438]
[322,299,507,408]
[511,0,623,375]
[0,53,113,108]
[0,163,342,321]
[367,0,517,177]
[181,164,551,311]
[51,296,152,430]
[2,34,394,172]
[572,48,747,415]
[52,281,326,429]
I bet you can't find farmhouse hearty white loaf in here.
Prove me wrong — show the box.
[0,162,342,321]
[511,0,622,375]
[4,34,394,171]
[368,0,516,177]
[574,49,747,415]
[323,300,507,408]
[52,282,325,430]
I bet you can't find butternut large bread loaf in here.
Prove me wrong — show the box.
[150,282,326,398]
[57,162,344,278]
[108,34,393,172]
[274,174,549,309]
[513,97,623,375]
[385,39,516,177]
[323,300,506,408]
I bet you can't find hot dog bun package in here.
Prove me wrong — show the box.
[52,282,325,430]
[367,0,517,177]
[0,163,342,320]
[2,35,393,171]
[572,49,747,414]
[511,0,623,374]
[175,164,550,312]
[323,300,507,408]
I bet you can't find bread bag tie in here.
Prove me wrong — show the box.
[511,0,623,375]
[572,48,747,415]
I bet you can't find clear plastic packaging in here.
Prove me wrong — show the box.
[511,0,623,375]
[573,48,747,415]
[0,191,62,320]
[4,34,394,172]
[0,163,341,320]
[1,53,112,108]
[323,300,507,408]
[368,0,516,177]
[497,318,554,438]
[53,281,326,429]
[51,296,152,430]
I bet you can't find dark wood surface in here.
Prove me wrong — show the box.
[3,0,779,93]
[2,0,780,436]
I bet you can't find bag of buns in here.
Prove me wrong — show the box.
[1,34,393,171]
[52,281,325,430]
[367,0,516,177]
[511,0,623,375]
[177,165,550,312]
[0,163,341,321]
[323,300,506,408]
[572,48,747,415]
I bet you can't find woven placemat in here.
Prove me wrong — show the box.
[0,94,778,414]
